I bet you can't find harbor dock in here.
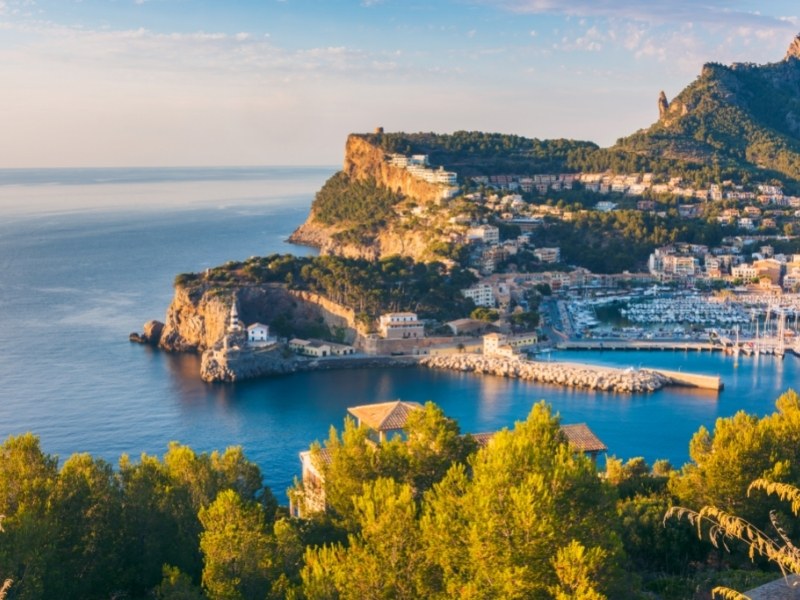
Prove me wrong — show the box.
[557,340,719,352]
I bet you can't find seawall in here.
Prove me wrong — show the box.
[419,354,670,394]
[651,368,723,391]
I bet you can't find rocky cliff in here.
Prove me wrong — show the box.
[200,342,298,382]
[159,282,361,354]
[289,218,440,261]
[342,134,449,204]
[159,285,230,353]
[200,345,418,382]
[289,134,456,262]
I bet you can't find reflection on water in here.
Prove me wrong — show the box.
[4,167,800,502]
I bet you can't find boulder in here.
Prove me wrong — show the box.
[143,320,164,345]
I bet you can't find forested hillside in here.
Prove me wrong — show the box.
[362,130,598,177]
[613,39,800,189]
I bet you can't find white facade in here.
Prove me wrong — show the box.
[289,339,332,357]
[462,284,495,308]
[534,247,561,263]
[247,323,271,343]
[378,312,425,340]
[467,225,500,245]
[228,302,242,333]
[482,333,507,355]
[731,264,758,281]
[388,153,457,187]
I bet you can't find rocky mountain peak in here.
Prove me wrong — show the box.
[786,34,800,60]
[658,91,669,120]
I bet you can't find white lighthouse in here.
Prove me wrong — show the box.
[228,300,242,333]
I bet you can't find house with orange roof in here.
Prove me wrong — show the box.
[291,401,606,517]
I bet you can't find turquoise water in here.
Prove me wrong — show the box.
[0,167,796,501]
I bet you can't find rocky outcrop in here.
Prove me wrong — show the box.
[201,342,298,382]
[288,134,455,262]
[289,218,439,262]
[658,91,669,120]
[200,342,419,382]
[158,283,360,355]
[343,135,447,204]
[159,286,230,353]
[420,354,670,394]
[130,320,165,345]
[785,34,800,61]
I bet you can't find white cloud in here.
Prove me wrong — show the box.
[483,0,793,27]
[482,0,798,66]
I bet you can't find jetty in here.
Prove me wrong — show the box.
[651,368,723,391]
[557,340,719,352]
[419,354,720,394]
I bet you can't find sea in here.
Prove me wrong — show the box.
[1,166,799,502]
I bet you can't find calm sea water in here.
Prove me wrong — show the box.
[1,167,798,502]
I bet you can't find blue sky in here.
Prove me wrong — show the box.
[1,0,798,167]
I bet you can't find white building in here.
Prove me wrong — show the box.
[534,247,561,263]
[482,332,535,357]
[467,224,500,245]
[247,323,272,343]
[731,264,758,281]
[595,201,618,212]
[461,283,495,308]
[289,339,332,357]
[378,312,425,339]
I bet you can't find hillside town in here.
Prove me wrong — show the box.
[374,150,800,358]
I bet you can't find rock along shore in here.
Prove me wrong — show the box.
[419,354,671,394]
[200,344,420,382]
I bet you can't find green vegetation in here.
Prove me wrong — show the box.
[606,60,800,190]
[311,172,405,245]
[6,393,800,598]
[195,253,477,324]
[469,306,500,322]
[362,130,598,177]
[536,209,724,273]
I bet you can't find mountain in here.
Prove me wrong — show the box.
[612,34,800,185]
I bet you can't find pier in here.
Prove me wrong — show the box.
[557,340,720,352]
[651,368,724,391]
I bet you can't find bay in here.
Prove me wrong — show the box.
[0,166,796,502]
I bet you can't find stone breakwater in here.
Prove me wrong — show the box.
[420,354,671,394]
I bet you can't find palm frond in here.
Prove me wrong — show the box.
[711,586,750,600]
[749,479,800,517]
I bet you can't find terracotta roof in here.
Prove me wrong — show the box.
[347,401,423,432]
[472,432,495,447]
[301,448,333,468]
[746,575,800,600]
[560,423,608,453]
[471,424,607,454]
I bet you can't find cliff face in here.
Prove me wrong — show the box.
[289,218,439,262]
[159,283,362,354]
[289,290,366,340]
[343,134,447,204]
[289,134,454,262]
[159,286,229,353]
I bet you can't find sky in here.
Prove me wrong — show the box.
[0,0,799,167]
